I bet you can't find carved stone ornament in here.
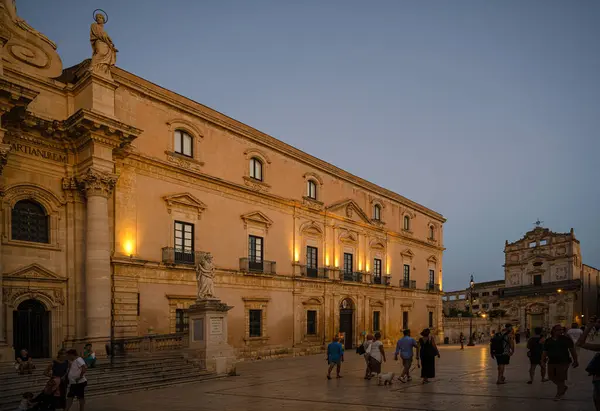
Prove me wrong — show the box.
[196,252,216,300]
[345,205,353,218]
[77,168,118,198]
[89,12,117,79]
[0,143,10,175]
[509,273,520,285]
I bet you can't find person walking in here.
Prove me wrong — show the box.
[326,336,344,380]
[576,316,600,410]
[418,329,439,384]
[394,329,419,382]
[459,332,466,350]
[65,349,87,411]
[543,324,579,401]
[362,334,374,379]
[368,332,386,377]
[526,327,548,384]
[490,324,515,384]
[45,348,69,409]
[567,323,583,355]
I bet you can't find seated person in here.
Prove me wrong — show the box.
[82,344,96,368]
[16,349,34,375]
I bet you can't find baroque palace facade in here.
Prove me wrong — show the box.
[443,224,599,336]
[0,3,445,360]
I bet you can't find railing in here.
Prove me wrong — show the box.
[300,265,329,279]
[342,271,362,282]
[371,275,391,285]
[426,283,441,292]
[401,279,417,289]
[499,279,581,298]
[108,332,189,356]
[162,247,203,265]
[239,258,277,274]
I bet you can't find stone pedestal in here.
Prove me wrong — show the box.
[184,298,236,375]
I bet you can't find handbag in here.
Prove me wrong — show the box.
[356,344,366,355]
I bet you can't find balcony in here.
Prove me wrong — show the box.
[162,247,202,265]
[499,279,580,298]
[342,271,362,282]
[426,283,441,292]
[371,275,391,286]
[400,279,417,289]
[239,258,277,275]
[299,265,329,279]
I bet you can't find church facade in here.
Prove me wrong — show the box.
[0,3,445,360]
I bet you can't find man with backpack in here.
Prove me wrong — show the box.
[490,324,515,384]
[526,327,548,384]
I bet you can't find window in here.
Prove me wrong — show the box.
[428,311,434,328]
[429,269,434,286]
[429,225,434,240]
[174,129,193,157]
[402,311,409,330]
[137,293,140,316]
[373,204,381,221]
[343,253,353,280]
[403,215,410,231]
[174,221,194,264]
[248,235,264,271]
[472,305,480,310]
[540,239,547,246]
[492,291,498,296]
[306,310,317,335]
[492,302,500,308]
[482,292,489,296]
[472,293,479,298]
[306,246,318,277]
[307,180,317,200]
[403,264,410,286]
[249,309,262,337]
[482,304,489,309]
[373,311,381,332]
[529,242,536,248]
[11,200,49,243]
[533,274,542,286]
[175,309,189,333]
[373,258,382,284]
[249,157,263,181]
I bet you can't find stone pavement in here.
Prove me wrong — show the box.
[86,345,597,411]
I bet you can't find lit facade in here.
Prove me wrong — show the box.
[0,3,445,360]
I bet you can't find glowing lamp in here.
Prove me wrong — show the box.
[124,240,134,257]
[325,255,330,266]
[557,289,563,293]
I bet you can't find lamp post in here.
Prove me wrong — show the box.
[467,274,475,346]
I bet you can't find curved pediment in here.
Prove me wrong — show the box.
[369,238,386,250]
[300,221,324,237]
[339,229,358,244]
[302,297,323,306]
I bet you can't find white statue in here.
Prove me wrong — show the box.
[90,12,117,78]
[196,252,216,300]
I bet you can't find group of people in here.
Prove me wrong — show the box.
[326,328,440,384]
[16,344,96,411]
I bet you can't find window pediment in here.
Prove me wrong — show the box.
[163,193,207,219]
[241,211,273,230]
[4,263,65,282]
[339,229,358,244]
[166,119,204,139]
[369,238,386,250]
[302,297,323,306]
[427,255,438,263]
[300,221,323,237]
[326,199,372,225]
[401,249,414,259]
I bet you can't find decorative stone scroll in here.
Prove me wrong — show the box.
[77,168,118,198]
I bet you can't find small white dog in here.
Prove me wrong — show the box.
[377,372,395,386]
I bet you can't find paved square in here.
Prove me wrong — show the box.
[86,345,596,410]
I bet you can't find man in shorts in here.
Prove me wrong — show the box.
[543,324,578,401]
[526,327,548,384]
[65,349,87,411]
[326,336,344,380]
[394,329,419,382]
[490,324,515,384]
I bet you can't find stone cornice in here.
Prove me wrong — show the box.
[64,109,143,149]
[0,77,39,114]
[112,68,445,223]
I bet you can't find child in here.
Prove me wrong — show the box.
[30,377,61,410]
[17,392,34,410]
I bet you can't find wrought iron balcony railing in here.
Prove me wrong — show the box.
[401,279,417,289]
[342,271,362,282]
[239,258,277,275]
[371,275,392,286]
[426,283,441,292]
[162,247,202,265]
[300,265,329,279]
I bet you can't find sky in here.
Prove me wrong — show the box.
[17,1,600,291]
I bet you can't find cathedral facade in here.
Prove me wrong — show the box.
[0,3,445,360]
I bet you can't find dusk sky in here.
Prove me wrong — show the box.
[18,1,600,291]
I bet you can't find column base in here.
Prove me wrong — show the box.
[0,343,14,362]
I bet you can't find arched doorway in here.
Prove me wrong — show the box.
[339,298,354,349]
[13,299,50,358]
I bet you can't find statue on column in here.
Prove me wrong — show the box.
[89,10,117,79]
[196,252,216,300]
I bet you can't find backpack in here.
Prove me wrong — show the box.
[490,333,505,355]
[356,344,366,355]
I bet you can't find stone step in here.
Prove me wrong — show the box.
[0,371,220,411]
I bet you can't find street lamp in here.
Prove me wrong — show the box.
[468,274,475,346]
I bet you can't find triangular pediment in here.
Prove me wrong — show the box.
[427,255,438,263]
[326,199,372,224]
[4,263,65,282]
[241,211,274,228]
[163,193,207,218]
[401,249,415,258]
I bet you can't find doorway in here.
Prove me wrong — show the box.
[13,299,50,358]
[339,298,354,349]
[530,313,544,330]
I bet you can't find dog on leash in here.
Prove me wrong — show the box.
[378,372,395,386]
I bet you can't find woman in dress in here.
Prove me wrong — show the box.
[419,329,440,384]
[45,348,69,409]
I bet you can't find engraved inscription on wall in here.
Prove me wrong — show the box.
[210,318,223,335]
[10,143,67,163]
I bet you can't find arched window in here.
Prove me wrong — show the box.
[403,215,410,231]
[429,225,435,240]
[11,200,49,243]
[307,180,317,200]
[373,204,381,221]
[249,157,263,181]
[174,129,193,157]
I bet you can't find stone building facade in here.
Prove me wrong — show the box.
[443,225,599,335]
[0,3,445,360]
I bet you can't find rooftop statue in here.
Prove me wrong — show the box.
[90,11,117,79]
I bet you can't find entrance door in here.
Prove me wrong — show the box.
[339,298,354,349]
[13,299,50,358]
[530,313,544,330]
